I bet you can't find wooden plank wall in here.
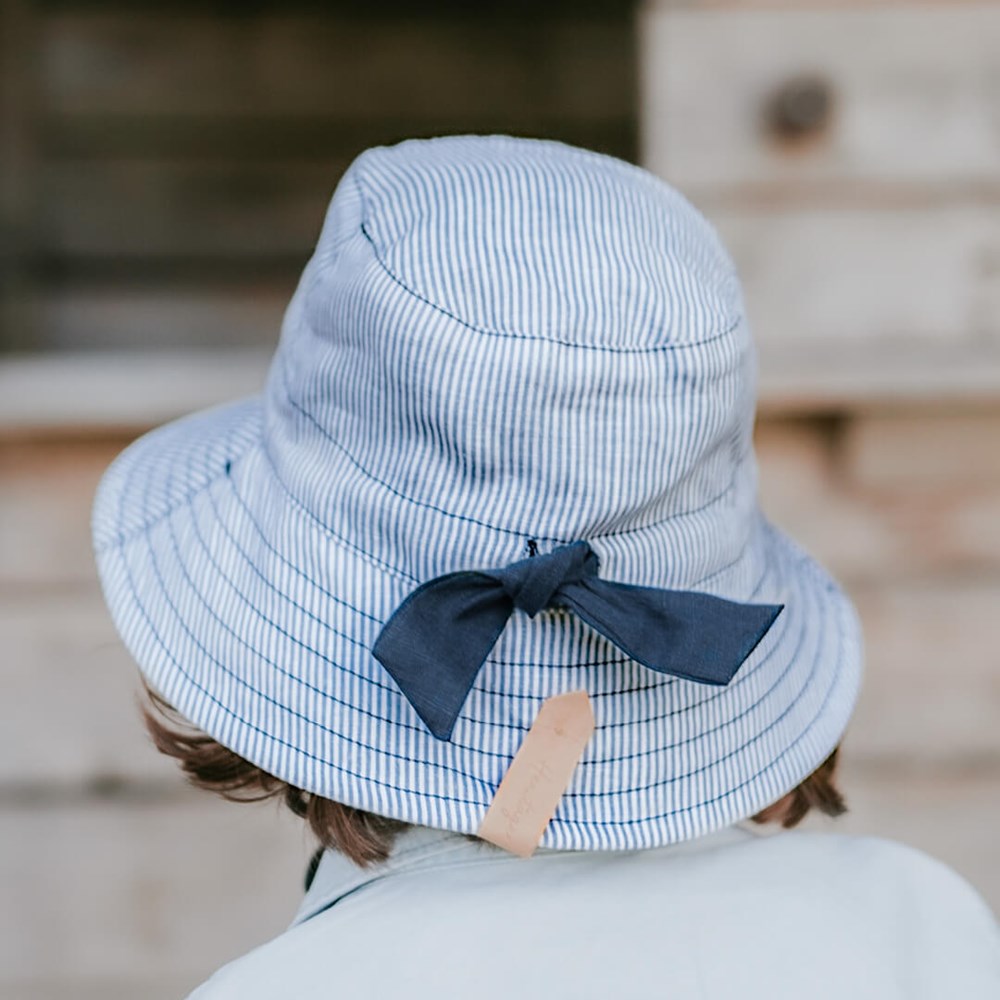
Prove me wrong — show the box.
[642,1,1000,396]
[1,0,637,351]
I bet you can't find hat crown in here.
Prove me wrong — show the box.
[265,136,759,589]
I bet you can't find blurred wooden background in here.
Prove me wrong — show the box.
[0,0,635,353]
[2,1,999,998]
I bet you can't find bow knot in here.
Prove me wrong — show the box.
[494,540,593,616]
[373,541,782,741]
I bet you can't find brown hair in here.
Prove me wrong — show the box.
[141,685,411,867]
[141,683,846,869]
[750,746,846,829]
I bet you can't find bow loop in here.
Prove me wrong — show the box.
[372,541,783,741]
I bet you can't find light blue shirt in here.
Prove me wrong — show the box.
[191,824,1000,999]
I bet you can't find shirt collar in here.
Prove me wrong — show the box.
[292,822,763,928]
[291,825,504,926]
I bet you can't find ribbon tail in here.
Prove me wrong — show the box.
[560,579,783,686]
[372,572,513,740]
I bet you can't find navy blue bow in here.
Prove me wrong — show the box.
[372,540,782,741]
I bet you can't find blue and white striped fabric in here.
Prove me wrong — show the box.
[92,135,862,850]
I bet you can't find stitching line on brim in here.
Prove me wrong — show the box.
[567,575,810,774]
[554,572,856,824]
[140,515,502,797]
[93,400,261,556]
[111,415,495,810]
[180,471,512,763]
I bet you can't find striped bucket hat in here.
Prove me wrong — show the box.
[92,135,862,851]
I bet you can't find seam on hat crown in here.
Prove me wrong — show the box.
[348,136,743,353]
[275,347,749,547]
[356,210,744,356]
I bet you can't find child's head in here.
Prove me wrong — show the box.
[142,680,846,868]
[94,136,862,860]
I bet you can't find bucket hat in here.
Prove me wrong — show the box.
[92,135,862,851]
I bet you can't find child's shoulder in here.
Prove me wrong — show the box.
[185,829,999,1000]
[760,827,975,877]
[741,827,996,921]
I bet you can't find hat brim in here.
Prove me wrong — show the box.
[94,396,862,850]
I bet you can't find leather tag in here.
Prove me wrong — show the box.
[477,690,595,858]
